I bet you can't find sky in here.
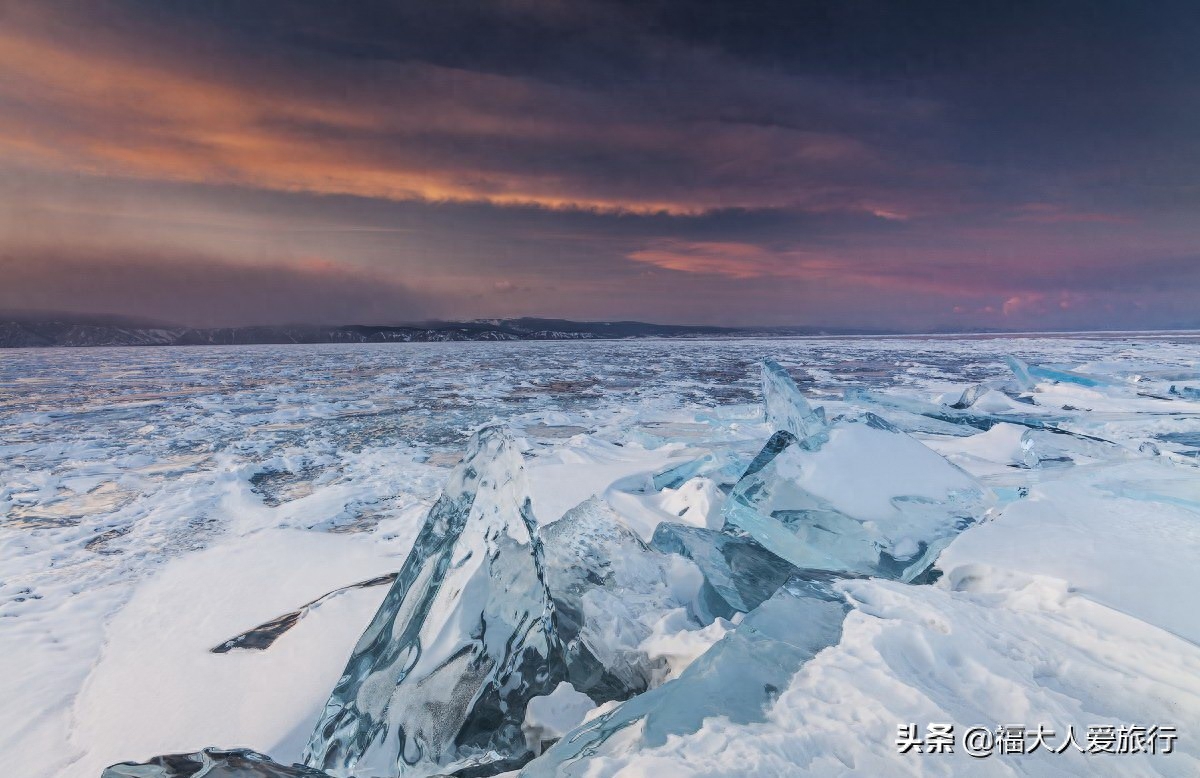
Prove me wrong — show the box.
[1,0,1198,331]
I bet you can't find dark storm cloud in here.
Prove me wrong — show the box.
[0,0,1197,329]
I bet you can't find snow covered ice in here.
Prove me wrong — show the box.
[724,409,989,582]
[3,336,1200,777]
[521,683,596,757]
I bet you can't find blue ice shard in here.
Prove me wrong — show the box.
[1170,385,1200,400]
[304,425,561,778]
[1018,427,1131,468]
[950,383,990,409]
[1006,355,1110,388]
[650,448,751,492]
[540,498,699,700]
[722,415,989,581]
[104,749,330,777]
[1004,355,1038,390]
[761,359,826,440]
[522,580,850,777]
[650,522,801,620]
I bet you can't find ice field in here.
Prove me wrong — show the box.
[2,336,1199,777]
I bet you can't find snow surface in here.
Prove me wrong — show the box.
[75,530,401,771]
[523,683,598,755]
[2,336,1199,777]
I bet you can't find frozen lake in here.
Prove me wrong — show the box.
[3,336,1200,777]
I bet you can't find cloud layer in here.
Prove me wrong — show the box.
[1,1,1197,329]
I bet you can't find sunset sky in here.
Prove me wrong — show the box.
[1,1,1198,330]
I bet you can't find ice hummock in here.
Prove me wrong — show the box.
[722,414,989,581]
[522,579,851,777]
[303,425,562,778]
[761,359,827,440]
[539,497,701,700]
[103,748,331,777]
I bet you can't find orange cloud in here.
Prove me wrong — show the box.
[625,239,1117,303]
[627,241,785,278]
[0,25,691,214]
[1000,291,1090,317]
[0,9,924,218]
[627,240,886,284]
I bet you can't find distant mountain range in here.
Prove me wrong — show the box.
[0,315,883,348]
